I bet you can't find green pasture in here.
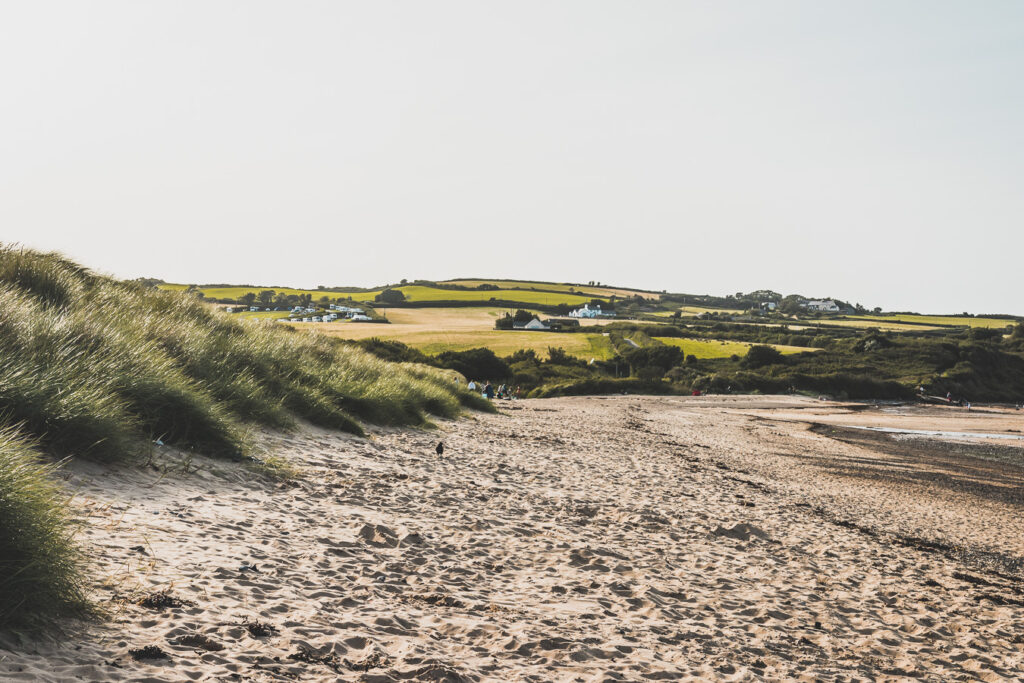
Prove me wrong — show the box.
[414,331,614,360]
[442,279,658,300]
[845,314,1016,329]
[654,337,814,359]
[159,283,596,306]
[382,285,595,305]
[654,305,748,317]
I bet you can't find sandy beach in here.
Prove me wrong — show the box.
[2,395,1023,681]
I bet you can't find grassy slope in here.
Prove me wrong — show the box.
[0,427,88,630]
[440,279,660,300]
[0,247,493,630]
[159,283,599,306]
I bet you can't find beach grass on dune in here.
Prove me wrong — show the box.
[0,245,492,630]
[0,246,490,463]
[0,425,88,630]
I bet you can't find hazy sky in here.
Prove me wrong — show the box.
[1,2,1021,313]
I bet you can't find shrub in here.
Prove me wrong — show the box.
[741,345,785,369]
[436,348,510,382]
[853,333,894,352]
[374,288,406,303]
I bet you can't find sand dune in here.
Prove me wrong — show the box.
[2,395,1023,681]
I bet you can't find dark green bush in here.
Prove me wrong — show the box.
[742,345,785,369]
[436,348,510,382]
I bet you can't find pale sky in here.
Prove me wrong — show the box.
[1,2,1021,314]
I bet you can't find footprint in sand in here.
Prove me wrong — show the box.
[358,523,400,548]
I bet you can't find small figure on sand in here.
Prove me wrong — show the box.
[435,442,444,456]
[483,381,495,399]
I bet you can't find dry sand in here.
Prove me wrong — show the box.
[3,395,1024,681]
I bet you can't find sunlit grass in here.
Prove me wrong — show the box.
[158,283,599,306]
[653,337,814,358]
[845,314,1015,329]
[0,245,494,630]
[0,425,88,630]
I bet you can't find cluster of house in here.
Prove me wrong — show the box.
[568,303,615,319]
[758,299,847,314]
[287,304,372,323]
[801,299,841,312]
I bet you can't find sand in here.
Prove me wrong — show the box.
[2,395,1023,681]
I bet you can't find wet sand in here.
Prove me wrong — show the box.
[2,395,1023,681]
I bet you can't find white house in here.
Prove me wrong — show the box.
[514,317,551,331]
[803,299,840,312]
[350,314,372,322]
[568,303,615,319]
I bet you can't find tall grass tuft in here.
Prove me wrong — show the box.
[0,424,87,630]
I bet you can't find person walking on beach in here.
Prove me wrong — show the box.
[483,381,495,399]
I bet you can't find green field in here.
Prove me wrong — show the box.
[312,324,614,361]
[654,306,747,317]
[159,283,596,306]
[845,314,1016,329]
[654,337,814,358]
[415,331,614,360]
[802,318,942,332]
[380,285,595,305]
[442,279,659,300]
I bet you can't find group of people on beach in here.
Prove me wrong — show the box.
[466,379,521,400]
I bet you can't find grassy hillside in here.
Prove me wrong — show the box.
[159,283,600,306]
[844,314,1015,329]
[0,247,490,630]
[440,279,660,300]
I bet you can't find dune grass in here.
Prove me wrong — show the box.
[0,425,88,630]
[0,245,492,630]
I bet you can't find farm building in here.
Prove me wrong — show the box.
[802,300,840,313]
[568,303,615,319]
[513,317,551,331]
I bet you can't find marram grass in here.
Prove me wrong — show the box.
[0,245,492,630]
[0,425,87,630]
[0,246,490,461]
